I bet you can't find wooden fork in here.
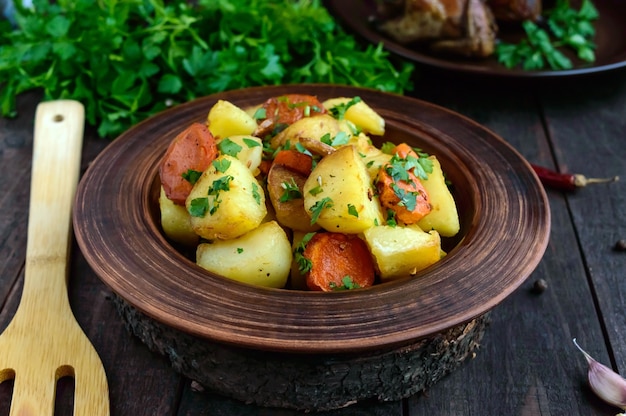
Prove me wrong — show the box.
[0,100,109,415]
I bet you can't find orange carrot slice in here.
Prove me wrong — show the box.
[376,143,431,224]
[303,233,375,291]
[272,149,313,177]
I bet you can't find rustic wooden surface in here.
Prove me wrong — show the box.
[1,66,625,415]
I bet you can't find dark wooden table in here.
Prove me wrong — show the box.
[1,67,625,415]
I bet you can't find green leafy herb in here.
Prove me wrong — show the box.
[495,0,599,70]
[320,131,350,147]
[188,197,209,217]
[308,184,324,196]
[0,0,414,138]
[309,197,333,224]
[391,184,417,211]
[253,108,267,120]
[385,209,397,227]
[195,175,233,215]
[237,247,244,254]
[329,96,361,120]
[182,169,202,185]
[347,203,359,217]
[380,142,396,155]
[243,138,261,148]
[212,158,232,173]
[280,178,303,202]
[251,182,262,205]
[294,232,316,274]
[218,138,243,157]
[329,276,361,291]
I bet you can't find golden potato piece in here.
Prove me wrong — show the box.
[363,225,442,282]
[269,114,341,150]
[186,155,266,240]
[196,221,292,288]
[303,145,384,234]
[159,186,199,247]
[417,156,460,237]
[207,100,257,139]
[323,97,385,136]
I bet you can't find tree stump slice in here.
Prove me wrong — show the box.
[113,295,491,411]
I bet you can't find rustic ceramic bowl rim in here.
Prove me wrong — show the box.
[73,84,551,353]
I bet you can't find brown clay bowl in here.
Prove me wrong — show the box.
[73,84,550,410]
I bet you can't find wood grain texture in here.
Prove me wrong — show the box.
[0,101,109,415]
[406,74,620,415]
[73,85,550,356]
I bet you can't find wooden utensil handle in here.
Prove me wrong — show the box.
[23,100,85,306]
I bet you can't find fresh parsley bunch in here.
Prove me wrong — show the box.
[495,0,599,71]
[0,0,414,138]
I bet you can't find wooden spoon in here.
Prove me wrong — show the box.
[0,100,109,415]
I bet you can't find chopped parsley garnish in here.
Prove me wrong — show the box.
[329,97,362,120]
[236,247,244,254]
[386,152,432,182]
[218,138,243,157]
[329,276,361,291]
[391,184,418,211]
[253,108,267,120]
[188,197,209,217]
[320,131,350,147]
[347,203,359,218]
[294,232,316,274]
[386,209,397,227]
[188,175,234,217]
[380,142,396,155]
[212,158,232,173]
[309,197,333,225]
[182,169,202,185]
[243,138,261,148]
[308,184,324,196]
[280,178,303,202]
[252,182,262,205]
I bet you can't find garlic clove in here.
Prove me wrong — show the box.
[573,338,626,410]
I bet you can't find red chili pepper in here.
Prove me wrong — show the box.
[531,164,619,191]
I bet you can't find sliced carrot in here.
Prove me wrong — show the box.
[393,143,416,159]
[159,122,217,205]
[272,149,313,177]
[257,159,273,178]
[255,94,327,138]
[303,233,375,292]
[376,143,431,224]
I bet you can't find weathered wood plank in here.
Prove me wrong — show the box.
[539,70,626,375]
[404,76,613,415]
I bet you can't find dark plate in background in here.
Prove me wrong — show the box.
[325,0,626,78]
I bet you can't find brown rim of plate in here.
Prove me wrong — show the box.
[73,84,550,354]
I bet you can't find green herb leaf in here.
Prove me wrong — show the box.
[329,96,361,120]
[280,178,303,202]
[212,158,232,173]
[188,197,209,217]
[309,197,333,225]
[347,203,359,217]
[495,0,598,71]
[182,169,202,185]
[329,276,361,291]
[251,182,262,205]
[218,138,243,157]
[294,232,316,274]
[1,0,414,138]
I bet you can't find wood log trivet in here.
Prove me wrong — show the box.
[113,295,490,411]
